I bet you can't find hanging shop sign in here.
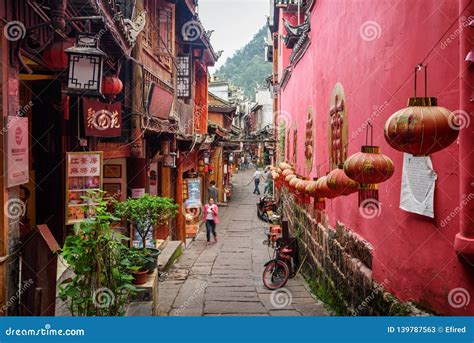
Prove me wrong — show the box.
[83,98,122,137]
[66,151,103,225]
[5,116,29,187]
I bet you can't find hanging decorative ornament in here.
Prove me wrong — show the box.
[384,64,459,156]
[102,75,123,100]
[295,179,311,204]
[289,176,300,193]
[279,162,293,170]
[282,168,295,177]
[305,179,326,210]
[315,175,340,199]
[327,163,359,195]
[284,173,296,188]
[344,124,394,207]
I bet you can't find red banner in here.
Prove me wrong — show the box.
[83,98,122,137]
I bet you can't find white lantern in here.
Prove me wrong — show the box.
[65,33,106,97]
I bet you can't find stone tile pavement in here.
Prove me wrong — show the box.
[158,170,331,316]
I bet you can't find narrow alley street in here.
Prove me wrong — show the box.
[159,170,330,316]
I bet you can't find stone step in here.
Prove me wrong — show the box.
[157,240,183,272]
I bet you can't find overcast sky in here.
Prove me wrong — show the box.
[198,0,269,72]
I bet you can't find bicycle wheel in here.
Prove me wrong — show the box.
[262,260,289,290]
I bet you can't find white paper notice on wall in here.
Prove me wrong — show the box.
[400,153,437,218]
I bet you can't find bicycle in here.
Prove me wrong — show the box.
[262,238,295,290]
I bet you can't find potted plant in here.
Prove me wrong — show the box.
[59,191,139,316]
[124,248,153,285]
[114,195,178,273]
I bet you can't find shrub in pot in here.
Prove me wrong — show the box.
[59,191,139,316]
[114,195,178,273]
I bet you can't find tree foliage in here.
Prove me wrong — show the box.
[216,26,272,100]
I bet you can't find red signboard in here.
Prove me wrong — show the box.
[83,98,122,137]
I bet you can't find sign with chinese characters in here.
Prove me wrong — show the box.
[83,98,121,137]
[66,152,103,225]
[5,116,29,187]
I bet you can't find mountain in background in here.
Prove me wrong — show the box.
[215,26,272,100]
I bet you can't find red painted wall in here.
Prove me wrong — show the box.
[279,0,473,315]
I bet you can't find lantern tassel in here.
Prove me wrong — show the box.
[359,184,379,208]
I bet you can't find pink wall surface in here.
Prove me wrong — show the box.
[279,0,473,315]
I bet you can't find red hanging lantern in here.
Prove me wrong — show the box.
[284,173,296,188]
[279,162,293,170]
[344,145,394,207]
[315,176,340,199]
[327,163,359,196]
[305,179,326,210]
[384,65,459,156]
[102,76,123,100]
[289,177,300,193]
[295,179,311,204]
[42,40,74,70]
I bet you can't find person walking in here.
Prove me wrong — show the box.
[203,197,219,245]
[263,166,273,195]
[208,180,218,202]
[248,167,264,195]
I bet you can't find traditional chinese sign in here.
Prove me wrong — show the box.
[5,116,29,187]
[66,151,103,225]
[83,98,121,137]
[328,83,348,169]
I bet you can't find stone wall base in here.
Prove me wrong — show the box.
[277,187,429,316]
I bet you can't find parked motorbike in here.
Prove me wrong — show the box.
[257,196,280,223]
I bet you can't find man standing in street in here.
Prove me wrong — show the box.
[248,167,264,195]
[208,180,218,202]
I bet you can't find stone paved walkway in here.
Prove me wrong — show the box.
[158,170,330,316]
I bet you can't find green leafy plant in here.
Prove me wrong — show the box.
[114,194,178,249]
[59,191,138,316]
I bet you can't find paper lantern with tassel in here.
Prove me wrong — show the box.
[344,145,394,207]
[327,163,359,195]
[384,65,459,156]
[305,179,326,210]
[315,176,340,199]
[295,179,311,204]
